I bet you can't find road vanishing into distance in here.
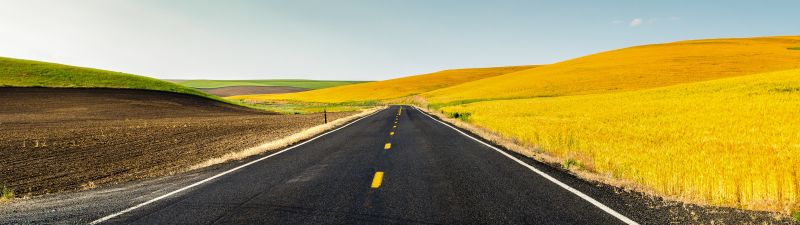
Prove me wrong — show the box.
[92,106,638,225]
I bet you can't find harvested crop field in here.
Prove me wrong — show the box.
[197,86,309,97]
[0,88,354,196]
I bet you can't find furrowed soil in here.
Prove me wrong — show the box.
[0,88,354,196]
[197,86,309,97]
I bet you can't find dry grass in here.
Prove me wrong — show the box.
[189,107,385,170]
[230,65,536,103]
[413,105,643,191]
[80,182,97,191]
[439,69,800,212]
[424,36,800,105]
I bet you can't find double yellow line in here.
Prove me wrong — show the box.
[372,106,403,189]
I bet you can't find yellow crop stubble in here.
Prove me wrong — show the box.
[441,69,800,212]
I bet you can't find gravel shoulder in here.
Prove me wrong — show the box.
[0,157,265,224]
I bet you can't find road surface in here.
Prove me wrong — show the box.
[92,106,637,225]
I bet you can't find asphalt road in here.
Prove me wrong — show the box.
[94,106,638,225]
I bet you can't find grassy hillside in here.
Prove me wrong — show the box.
[440,69,800,212]
[230,65,537,103]
[176,79,367,89]
[0,57,232,103]
[424,36,800,105]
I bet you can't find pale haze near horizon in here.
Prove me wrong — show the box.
[0,0,798,81]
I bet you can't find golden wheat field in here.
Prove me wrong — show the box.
[229,65,536,103]
[424,36,800,105]
[440,69,800,212]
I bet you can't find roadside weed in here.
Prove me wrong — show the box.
[1,186,14,201]
[447,111,471,122]
[561,158,579,170]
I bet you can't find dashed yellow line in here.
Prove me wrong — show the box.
[371,171,384,188]
[370,108,402,190]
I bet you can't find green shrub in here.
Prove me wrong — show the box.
[0,186,13,201]
[561,158,579,170]
[447,112,471,122]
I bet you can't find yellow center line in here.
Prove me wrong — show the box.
[371,171,384,188]
[384,143,391,150]
[390,131,394,136]
[393,125,397,128]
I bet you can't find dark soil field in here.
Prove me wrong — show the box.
[0,88,354,196]
[197,86,309,96]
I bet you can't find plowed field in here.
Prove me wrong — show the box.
[0,88,353,196]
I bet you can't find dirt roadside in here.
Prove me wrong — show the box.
[0,87,355,197]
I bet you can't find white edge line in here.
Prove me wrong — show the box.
[412,106,639,225]
[90,108,386,225]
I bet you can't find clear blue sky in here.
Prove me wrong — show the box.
[1,0,798,80]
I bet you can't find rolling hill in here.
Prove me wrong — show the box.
[0,56,265,108]
[423,36,800,105]
[230,65,537,103]
[0,57,215,98]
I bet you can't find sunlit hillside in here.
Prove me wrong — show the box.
[229,65,536,103]
[440,69,800,212]
[0,57,213,99]
[424,36,800,105]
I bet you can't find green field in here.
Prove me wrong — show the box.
[230,100,378,114]
[0,57,251,108]
[175,79,368,89]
